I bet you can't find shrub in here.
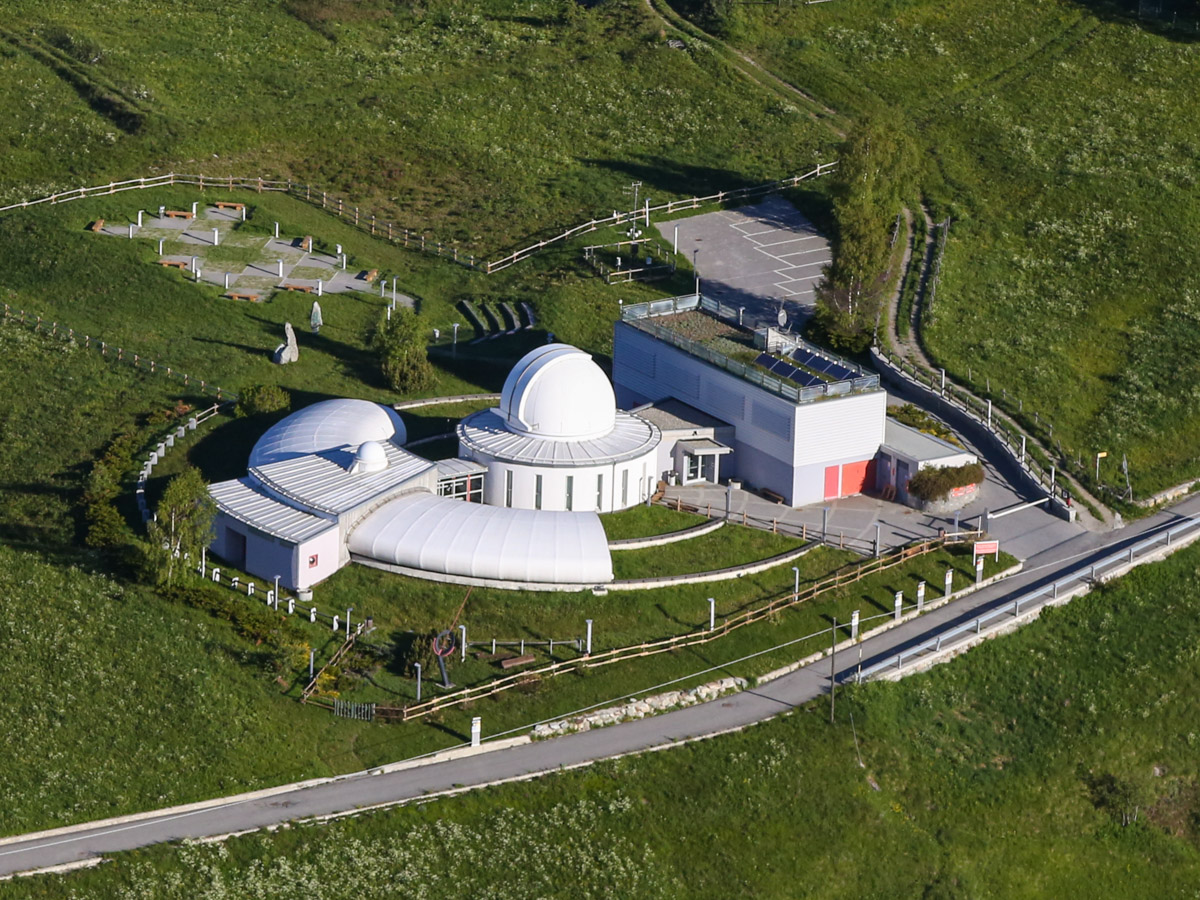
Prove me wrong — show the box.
[375,308,435,395]
[236,384,291,418]
[907,462,985,501]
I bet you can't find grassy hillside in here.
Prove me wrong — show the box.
[13,530,1200,898]
[0,0,834,249]
[677,0,1200,495]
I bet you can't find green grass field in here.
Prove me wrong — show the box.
[675,0,1200,496]
[13,532,1200,899]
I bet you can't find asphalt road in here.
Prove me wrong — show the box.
[3,493,1198,877]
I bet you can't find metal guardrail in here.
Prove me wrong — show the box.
[623,294,879,405]
[857,515,1200,680]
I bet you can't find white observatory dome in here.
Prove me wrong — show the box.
[349,440,389,475]
[499,344,616,441]
[249,399,407,468]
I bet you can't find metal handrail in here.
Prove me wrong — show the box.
[858,516,1200,680]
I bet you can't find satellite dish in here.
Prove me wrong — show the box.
[777,308,788,328]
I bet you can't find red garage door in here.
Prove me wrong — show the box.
[840,460,874,497]
[823,465,841,501]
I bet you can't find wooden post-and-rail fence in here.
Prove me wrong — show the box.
[0,164,835,275]
[356,532,976,725]
[1,302,238,402]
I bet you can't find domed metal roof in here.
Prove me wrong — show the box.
[499,344,616,441]
[249,399,407,468]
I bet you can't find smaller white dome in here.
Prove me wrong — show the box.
[349,440,388,475]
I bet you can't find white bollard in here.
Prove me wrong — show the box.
[137,210,144,227]
[945,568,954,598]
[917,581,926,612]
[341,253,347,270]
[231,576,239,590]
[266,589,274,607]
[158,205,165,219]
[224,272,230,290]
[241,206,246,221]
[976,556,984,585]
[277,259,284,278]
[317,280,322,297]
[288,597,295,615]
[213,227,219,246]
[708,597,715,632]
[128,223,135,239]
[191,201,198,216]
[894,591,902,620]
[191,256,198,273]
[310,606,317,624]
[471,717,482,748]
[158,238,164,255]
[248,582,255,596]
[585,619,593,655]
[332,615,339,632]
[274,221,279,238]
[212,568,221,583]
[850,609,860,640]
[380,282,386,297]
[460,624,467,663]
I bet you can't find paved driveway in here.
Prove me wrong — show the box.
[657,195,830,327]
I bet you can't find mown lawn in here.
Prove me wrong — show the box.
[13,533,1200,898]
[601,503,707,540]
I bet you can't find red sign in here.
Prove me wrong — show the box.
[974,540,999,561]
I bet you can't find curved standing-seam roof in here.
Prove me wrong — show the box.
[249,399,407,468]
[348,493,613,584]
[499,344,616,440]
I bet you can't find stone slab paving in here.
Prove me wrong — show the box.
[93,208,383,300]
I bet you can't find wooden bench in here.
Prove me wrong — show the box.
[164,210,194,219]
[282,284,313,293]
[363,268,379,282]
[159,260,189,270]
[214,201,245,211]
[88,219,105,233]
[226,292,259,301]
[760,488,786,505]
[499,654,536,670]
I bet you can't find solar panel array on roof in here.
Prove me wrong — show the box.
[755,353,823,388]
[789,348,858,382]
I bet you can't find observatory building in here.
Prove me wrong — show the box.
[457,344,662,512]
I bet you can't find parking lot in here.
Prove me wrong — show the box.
[657,195,830,328]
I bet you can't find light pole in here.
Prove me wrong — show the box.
[693,249,700,298]
[452,322,460,355]
[346,606,353,638]
[708,597,716,632]
[874,522,882,558]
[792,566,800,604]
[414,662,422,702]
[822,507,830,544]
[1095,450,1107,482]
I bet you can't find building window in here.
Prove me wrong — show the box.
[437,474,484,503]
[685,454,701,482]
[565,475,574,511]
[621,469,628,506]
[505,470,513,508]
[535,474,543,510]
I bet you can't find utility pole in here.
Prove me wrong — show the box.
[829,617,837,724]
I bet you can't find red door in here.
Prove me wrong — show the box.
[840,460,872,496]
[823,465,841,500]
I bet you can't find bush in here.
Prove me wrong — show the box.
[907,462,985,502]
[236,384,291,418]
[375,308,435,395]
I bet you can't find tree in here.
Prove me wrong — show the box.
[145,467,216,586]
[817,110,918,346]
[375,307,435,394]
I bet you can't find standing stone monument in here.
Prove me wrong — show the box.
[273,322,299,365]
